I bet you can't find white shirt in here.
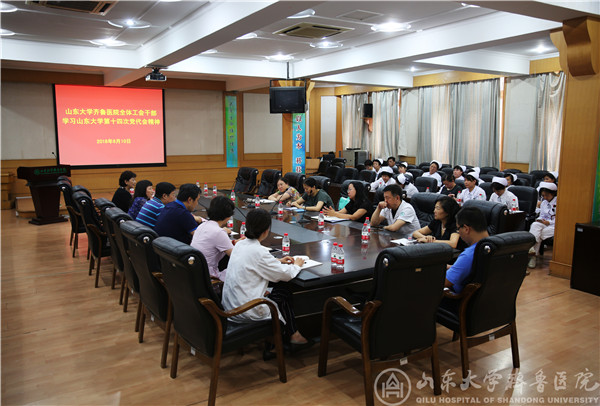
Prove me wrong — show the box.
[455,175,465,182]
[380,200,421,239]
[422,171,442,187]
[403,183,419,198]
[370,176,397,192]
[222,238,300,323]
[459,186,486,203]
[489,190,519,207]
[538,196,557,225]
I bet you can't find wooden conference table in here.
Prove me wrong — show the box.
[196,191,410,335]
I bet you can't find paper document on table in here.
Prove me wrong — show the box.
[391,238,416,246]
[293,255,322,270]
[229,231,239,236]
[259,199,272,204]
[310,215,346,223]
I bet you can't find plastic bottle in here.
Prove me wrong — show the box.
[278,201,283,215]
[331,242,338,271]
[337,244,345,271]
[196,181,200,189]
[227,217,233,228]
[203,183,208,196]
[129,188,134,196]
[254,195,260,208]
[365,217,371,235]
[362,222,370,241]
[318,211,325,228]
[240,222,246,237]
[511,198,518,212]
[212,184,217,197]
[426,187,430,193]
[230,189,235,201]
[479,193,484,200]
[456,191,463,207]
[282,233,290,254]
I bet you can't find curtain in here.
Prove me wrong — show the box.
[531,72,565,171]
[341,93,369,151]
[371,90,400,159]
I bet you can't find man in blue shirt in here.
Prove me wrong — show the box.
[154,183,202,244]
[136,182,176,228]
[445,207,489,293]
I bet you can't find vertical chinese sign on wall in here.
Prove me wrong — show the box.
[225,94,238,168]
[292,113,306,174]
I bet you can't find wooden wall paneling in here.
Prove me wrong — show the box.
[413,71,502,87]
[529,57,562,75]
[501,162,530,173]
[549,18,600,278]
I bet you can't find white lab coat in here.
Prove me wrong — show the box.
[459,186,487,203]
[422,171,442,187]
[370,176,397,192]
[489,190,519,207]
[222,238,300,323]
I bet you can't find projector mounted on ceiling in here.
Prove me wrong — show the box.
[145,67,167,82]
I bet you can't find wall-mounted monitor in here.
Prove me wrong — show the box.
[269,86,306,114]
[53,84,166,168]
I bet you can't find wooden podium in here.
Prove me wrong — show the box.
[17,165,71,225]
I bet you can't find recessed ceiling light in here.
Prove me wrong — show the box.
[0,3,18,12]
[266,54,294,61]
[310,40,342,49]
[461,3,480,8]
[288,9,315,19]
[0,28,15,36]
[410,66,417,72]
[237,33,257,40]
[532,44,551,54]
[90,38,127,47]
[371,22,411,33]
[108,19,151,29]
[201,49,218,55]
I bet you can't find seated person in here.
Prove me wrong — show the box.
[438,174,463,198]
[370,166,396,193]
[323,181,373,223]
[396,173,418,199]
[111,170,136,212]
[127,180,154,220]
[291,177,334,212]
[445,207,489,293]
[458,173,486,203]
[397,161,408,174]
[154,183,203,244]
[190,196,244,281]
[136,182,176,228]
[543,171,558,184]
[222,209,310,357]
[528,182,557,269]
[412,196,463,249]
[422,160,442,188]
[505,173,517,186]
[372,159,383,176]
[370,184,420,238]
[268,176,301,205]
[453,165,466,182]
[387,156,398,171]
[489,176,519,207]
[364,159,374,172]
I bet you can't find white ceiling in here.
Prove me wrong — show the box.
[1,1,598,91]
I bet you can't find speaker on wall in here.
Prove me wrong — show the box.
[362,103,373,118]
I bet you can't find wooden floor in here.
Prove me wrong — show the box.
[2,210,599,406]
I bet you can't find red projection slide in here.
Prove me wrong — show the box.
[54,85,165,167]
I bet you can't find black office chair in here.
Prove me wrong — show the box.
[284,172,305,194]
[73,191,112,288]
[358,170,376,183]
[256,169,281,197]
[340,179,370,198]
[121,221,171,368]
[315,160,330,176]
[318,244,453,405]
[441,167,454,176]
[508,186,539,228]
[310,175,331,193]
[339,167,359,183]
[414,176,438,193]
[332,157,346,167]
[72,185,92,197]
[410,192,442,228]
[408,168,423,180]
[407,164,418,170]
[529,170,550,187]
[57,175,71,184]
[58,180,87,258]
[325,166,343,184]
[479,182,493,200]
[418,161,431,168]
[95,199,124,290]
[462,200,508,235]
[94,197,115,213]
[455,179,465,189]
[487,171,505,177]
[479,174,494,183]
[504,168,522,174]
[233,167,259,194]
[479,166,498,174]
[355,164,366,172]
[437,232,535,380]
[515,173,533,187]
[152,237,287,406]
[322,153,335,161]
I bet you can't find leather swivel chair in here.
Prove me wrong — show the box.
[487,171,505,178]
[58,180,86,258]
[410,192,443,228]
[233,167,259,194]
[339,167,359,183]
[152,237,287,406]
[508,185,539,228]
[256,169,281,197]
[462,200,508,235]
[73,191,112,288]
[97,202,128,291]
[325,166,343,184]
[94,198,115,213]
[479,174,494,183]
[529,170,550,188]
[478,182,493,200]
[340,179,370,198]
[355,164,366,172]
[408,168,423,180]
[441,167,454,176]
[318,244,453,405]
[479,166,499,174]
[121,221,171,368]
[284,172,305,194]
[514,173,533,187]
[332,157,346,168]
[310,175,331,193]
[316,160,330,176]
[414,176,438,193]
[504,168,522,174]
[436,232,535,380]
[358,170,376,183]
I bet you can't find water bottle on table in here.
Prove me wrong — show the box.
[282,233,290,255]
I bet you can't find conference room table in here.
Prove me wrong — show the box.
[195,191,429,336]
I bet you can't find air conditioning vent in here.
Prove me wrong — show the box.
[337,10,382,22]
[26,1,116,15]
[275,22,351,39]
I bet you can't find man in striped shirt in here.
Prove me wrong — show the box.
[136,182,176,228]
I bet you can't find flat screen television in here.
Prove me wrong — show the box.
[269,86,306,114]
[53,84,166,168]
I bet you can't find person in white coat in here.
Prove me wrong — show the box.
[489,176,519,208]
[458,173,486,203]
[396,173,418,198]
[222,208,310,355]
[528,182,557,268]
[422,160,442,187]
[370,166,397,192]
